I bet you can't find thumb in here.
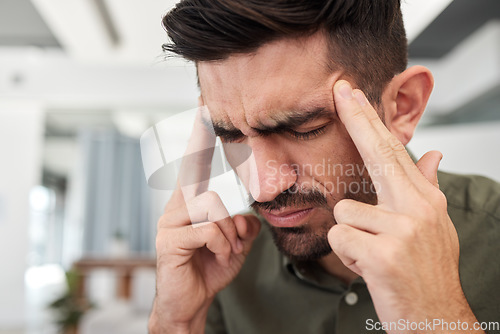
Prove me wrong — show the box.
[416,150,443,188]
[233,214,261,253]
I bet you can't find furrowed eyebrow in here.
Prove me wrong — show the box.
[204,106,334,140]
[200,116,244,140]
[212,125,244,141]
[260,107,333,133]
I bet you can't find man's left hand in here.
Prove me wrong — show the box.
[328,80,482,334]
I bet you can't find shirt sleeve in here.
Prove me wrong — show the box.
[205,295,227,334]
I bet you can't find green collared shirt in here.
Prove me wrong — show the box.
[206,171,500,333]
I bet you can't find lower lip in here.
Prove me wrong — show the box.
[260,208,314,228]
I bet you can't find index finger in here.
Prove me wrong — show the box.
[173,104,218,205]
[139,102,218,210]
[332,80,414,195]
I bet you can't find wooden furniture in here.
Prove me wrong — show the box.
[73,257,156,300]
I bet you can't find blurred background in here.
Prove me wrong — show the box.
[0,0,499,333]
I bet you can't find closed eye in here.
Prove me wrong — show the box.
[216,128,245,143]
[287,125,328,140]
[220,124,329,142]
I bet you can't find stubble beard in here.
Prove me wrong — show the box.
[251,173,377,263]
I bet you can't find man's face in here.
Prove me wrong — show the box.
[198,33,378,262]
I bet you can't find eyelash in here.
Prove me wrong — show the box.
[220,125,328,143]
[220,134,244,143]
[288,125,327,140]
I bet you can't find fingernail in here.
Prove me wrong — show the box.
[354,90,367,106]
[339,82,353,100]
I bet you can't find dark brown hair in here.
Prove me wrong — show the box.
[162,0,407,103]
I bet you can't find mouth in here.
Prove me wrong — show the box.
[258,207,314,228]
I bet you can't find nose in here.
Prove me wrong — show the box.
[247,138,297,203]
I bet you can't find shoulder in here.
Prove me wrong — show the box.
[438,171,500,321]
[438,170,500,249]
[438,170,500,221]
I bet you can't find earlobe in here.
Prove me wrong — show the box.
[386,66,434,145]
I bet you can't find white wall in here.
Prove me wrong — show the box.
[411,20,500,119]
[0,101,44,330]
[408,121,500,183]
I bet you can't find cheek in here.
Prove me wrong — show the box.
[222,142,254,190]
[286,125,358,180]
[300,124,367,190]
[333,122,364,164]
[324,123,362,162]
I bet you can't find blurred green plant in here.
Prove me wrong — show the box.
[48,269,94,334]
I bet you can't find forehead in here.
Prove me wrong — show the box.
[197,33,341,130]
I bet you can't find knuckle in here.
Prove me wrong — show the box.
[387,135,405,153]
[399,216,419,240]
[328,224,350,247]
[374,140,393,159]
[366,110,381,123]
[333,200,351,220]
[432,190,448,209]
[218,218,237,235]
[157,214,171,229]
[201,191,229,222]
[222,238,232,254]
[327,224,341,243]
[207,225,231,252]
[155,230,173,254]
[206,224,231,253]
[204,222,222,239]
[202,190,222,204]
[332,222,349,235]
[326,225,336,241]
[420,199,438,220]
[349,107,366,121]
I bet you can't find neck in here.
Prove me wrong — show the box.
[317,252,359,285]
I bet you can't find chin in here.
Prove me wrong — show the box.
[267,218,334,262]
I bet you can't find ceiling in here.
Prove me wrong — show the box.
[0,0,470,62]
[2,0,499,60]
[410,0,500,58]
[26,0,182,65]
[0,0,59,47]
[2,0,497,61]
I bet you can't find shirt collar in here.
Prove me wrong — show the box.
[282,254,366,294]
[250,205,368,293]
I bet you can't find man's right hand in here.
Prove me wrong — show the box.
[148,104,261,334]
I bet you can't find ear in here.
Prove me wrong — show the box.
[382,66,434,145]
